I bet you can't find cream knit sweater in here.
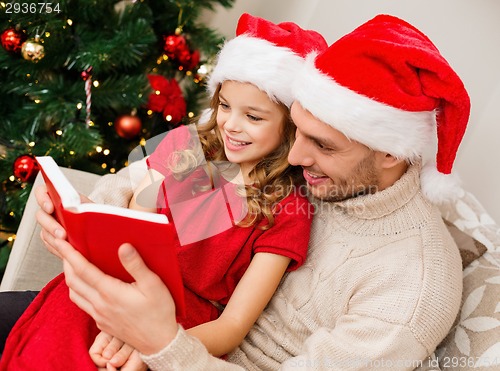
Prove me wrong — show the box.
[91,163,463,370]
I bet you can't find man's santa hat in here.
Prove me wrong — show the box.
[293,14,471,204]
[207,13,327,107]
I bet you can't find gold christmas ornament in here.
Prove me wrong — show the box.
[21,37,45,62]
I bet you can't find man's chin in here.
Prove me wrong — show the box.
[311,194,350,203]
[308,186,344,203]
[307,185,359,203]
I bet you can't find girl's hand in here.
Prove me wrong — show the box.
[103,349,147,371]
[54,238,179,355]
[90,331,145,370]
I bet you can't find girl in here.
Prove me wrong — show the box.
[90,13,327,368]
[0,13,327,370]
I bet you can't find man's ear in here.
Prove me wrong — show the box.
[376,152,407,170]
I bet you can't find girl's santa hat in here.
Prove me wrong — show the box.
[207,13,327,107]
[293,14,471,204]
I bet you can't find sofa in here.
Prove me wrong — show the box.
[1,166,499,370]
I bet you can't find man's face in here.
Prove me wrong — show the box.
[288,102,381,202]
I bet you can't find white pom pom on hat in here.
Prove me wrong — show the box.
[421,161,464,204]
[293,14,471,204]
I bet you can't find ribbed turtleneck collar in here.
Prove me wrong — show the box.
[310,163,434,236]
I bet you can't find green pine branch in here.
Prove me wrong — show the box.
[0,0,235,277]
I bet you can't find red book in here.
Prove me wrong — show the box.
[35,156,185,316]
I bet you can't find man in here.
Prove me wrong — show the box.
[10,14,469,370]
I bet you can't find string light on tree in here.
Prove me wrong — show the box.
[194,63,213,83]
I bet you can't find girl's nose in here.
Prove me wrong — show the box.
[224,114,242,133]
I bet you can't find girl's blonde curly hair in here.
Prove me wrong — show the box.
[168,84,304,230]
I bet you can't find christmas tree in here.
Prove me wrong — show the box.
[0,0,235,277]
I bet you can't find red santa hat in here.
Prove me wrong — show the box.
[293,14,471,204]
[207,13,327,107]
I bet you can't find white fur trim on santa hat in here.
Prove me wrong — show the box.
[421,161,463,204]
[197,108,213,126]
[207,35,304,107]
[293,54,437,161]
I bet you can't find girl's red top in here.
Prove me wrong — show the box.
[147,125,313,328]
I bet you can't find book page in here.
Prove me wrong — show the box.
[36,156,81,209]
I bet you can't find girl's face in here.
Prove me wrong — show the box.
[216,81,286,178]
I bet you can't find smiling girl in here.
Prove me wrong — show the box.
[87,13,327,369]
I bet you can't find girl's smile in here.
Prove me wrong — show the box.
[224,135,252,151]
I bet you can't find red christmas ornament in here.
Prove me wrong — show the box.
[114,115,142,139]
[177,49,200,71]
[13,154,40,183]
[163,34,188,59]
[80,66,93,81]
[1,28,26,53]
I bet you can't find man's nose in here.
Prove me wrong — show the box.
[288,135,314,167]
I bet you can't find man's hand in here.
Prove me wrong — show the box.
[54,238,179,355]
[35,184,92,259]
[35,184,65,259]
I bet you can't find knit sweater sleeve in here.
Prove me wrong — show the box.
[140,326,249,371]
[139,316,427,371]
[88,157,148,207]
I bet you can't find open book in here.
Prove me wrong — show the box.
[36,156,185,315]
